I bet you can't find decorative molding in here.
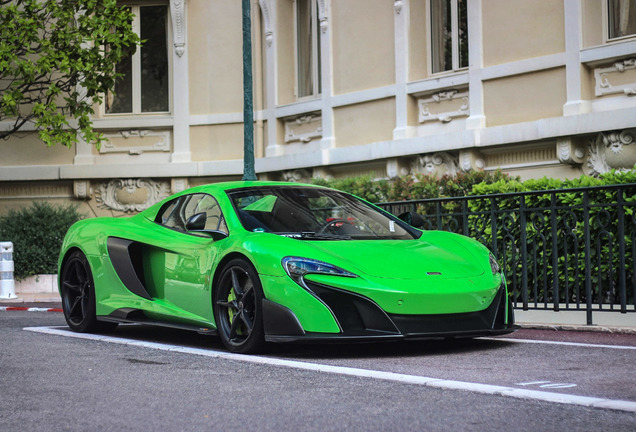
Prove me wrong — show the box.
[394,0,404,14]
[258,0,273,47]
[587,129,636,176]
[594,58,636,97]
[484,145,557,168]
[284,114,322,143]
[418,89,469,124]
[282,169,311,183]
[95,179,170,213]
[459,150,485,172]
[73,181,92,200]
[317,0,328,33]
[411,153,458,177]
[0,183,73,199]
[100,130,171,155]
[386,158,410,178]
[171,178,189,194]
[557,137,585,165]
[170,0,186,57]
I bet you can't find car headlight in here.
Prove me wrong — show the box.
[489,253,501,275]
[282,257,357,283]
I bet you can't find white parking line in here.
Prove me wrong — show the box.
[25,326,636,414]
[480,337,636,350]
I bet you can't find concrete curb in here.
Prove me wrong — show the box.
[0,306,62,312]
[519,323,636,335]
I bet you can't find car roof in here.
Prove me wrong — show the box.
[182,180,328,195]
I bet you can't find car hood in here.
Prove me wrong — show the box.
[306,236,485,280]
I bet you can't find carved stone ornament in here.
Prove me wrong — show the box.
[418,89,469,124]
[586,129,636,176]
[394,0,404,14]
[459,150,486,172]
[317,0,328,33]
[282,169,311,183]
[557,137,585,165]
[99,130,171,155]
[73,180,92,200]
[258,0,273,47]
[411,153,459,177]
[594,58,636,97]
[95,179,171,213]
[170,0,186,57]
[284,114,322,143]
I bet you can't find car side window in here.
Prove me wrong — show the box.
[156,198,186,231]
[155,193,227,235]
[182,193,227,233]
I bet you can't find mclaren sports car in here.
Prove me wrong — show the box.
[58,181,516,353]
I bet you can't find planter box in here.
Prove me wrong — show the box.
[15,274,58,295]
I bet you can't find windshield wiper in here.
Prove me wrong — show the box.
[279,232,352,240]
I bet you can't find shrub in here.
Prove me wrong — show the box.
[0,202,83,279]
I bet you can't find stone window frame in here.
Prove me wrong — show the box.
[428,0,469,75]
[293,0,322,99]
[104,1,172,116]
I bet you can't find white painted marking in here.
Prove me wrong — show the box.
[25,326,636,414]
[541,383,578,389]
[517,381,577,389]
[517,381,552,386]
[481,337,636,351]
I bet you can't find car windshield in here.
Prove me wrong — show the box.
[227,186,420,240]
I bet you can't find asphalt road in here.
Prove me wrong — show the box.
[1,311,635,431]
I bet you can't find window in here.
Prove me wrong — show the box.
[608,0,636,40]
[295,0,321,98]
[156,194,227,235]
[430,0,468,74]
[106,4,170,114]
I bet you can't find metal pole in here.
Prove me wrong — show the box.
[242,0,257,181]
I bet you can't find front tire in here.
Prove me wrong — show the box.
[213,258,265,354]
[60,250,117,333]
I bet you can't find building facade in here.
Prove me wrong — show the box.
[1,0,636,217]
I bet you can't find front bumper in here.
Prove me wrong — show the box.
[263,281,517,343]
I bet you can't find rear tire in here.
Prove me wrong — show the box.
[60,250,117,333]
[213,258,266,354]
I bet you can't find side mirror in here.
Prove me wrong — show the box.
[185,212,206,231]
[186,212,229,240]
[397,211,424,228]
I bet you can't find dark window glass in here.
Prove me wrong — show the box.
[140,5,169,112]
[608,0,636,39]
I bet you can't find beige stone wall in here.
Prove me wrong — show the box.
[582,0,604,48]
[333,98,396,147]
[408,0,429,81]
[190,124,244,162]
[482,0,565,66]
[189,0,243,114]
[331,0,396,94]
[1,134,75,166]
[483,68,567,127]
[276,1,295,105]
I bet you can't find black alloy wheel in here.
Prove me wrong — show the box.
[214,258,265,354]
[60,250,117,333]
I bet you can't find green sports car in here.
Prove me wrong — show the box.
[58,181,516,353]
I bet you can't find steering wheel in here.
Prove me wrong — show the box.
[317,218,352,234]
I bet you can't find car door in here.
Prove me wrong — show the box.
[142,193,228,323]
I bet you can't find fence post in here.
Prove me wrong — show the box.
[0,242,17,299]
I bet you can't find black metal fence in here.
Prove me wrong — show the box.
[378,183,636,325]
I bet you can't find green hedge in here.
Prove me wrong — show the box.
[0,202,83,279]
[311,170,512,202]
[467,171,636,307]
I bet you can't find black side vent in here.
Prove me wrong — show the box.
[107,237,152,300]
